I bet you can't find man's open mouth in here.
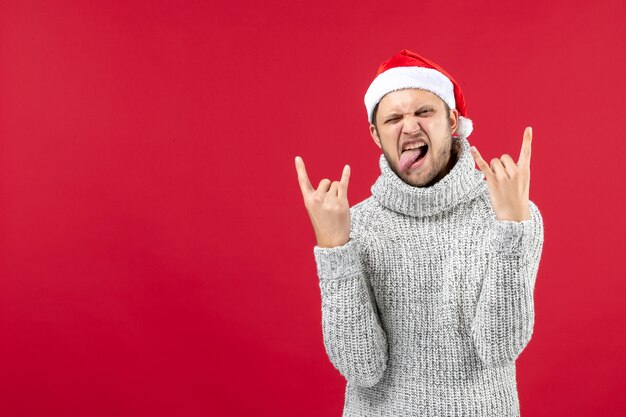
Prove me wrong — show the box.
[399,144,428,172]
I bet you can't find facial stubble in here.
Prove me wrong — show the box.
[379,123,459,188]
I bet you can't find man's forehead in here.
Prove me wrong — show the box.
[378,88,444,112]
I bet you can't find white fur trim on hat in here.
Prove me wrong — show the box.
[364,66,456,123]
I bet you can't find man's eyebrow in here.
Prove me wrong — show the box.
[383,105,434,118]
[414,104,435,111]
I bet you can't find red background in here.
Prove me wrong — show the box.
[1,1,625,416]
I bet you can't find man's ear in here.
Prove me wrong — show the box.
[369,124,382,149]
[449,108,460,135]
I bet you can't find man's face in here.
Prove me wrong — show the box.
[370,88,459,187]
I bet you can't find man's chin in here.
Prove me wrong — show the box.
[403,174,433,188]
[394,167,433,188]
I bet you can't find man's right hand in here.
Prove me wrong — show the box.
[295,156,351,248]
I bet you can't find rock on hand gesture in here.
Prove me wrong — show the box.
[295,156,351,248]
[470,127,533,222]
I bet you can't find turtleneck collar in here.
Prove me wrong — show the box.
[371,136,488,217]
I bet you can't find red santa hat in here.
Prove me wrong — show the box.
[364,49,473,138]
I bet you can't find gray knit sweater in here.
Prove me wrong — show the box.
[313,136,544,416]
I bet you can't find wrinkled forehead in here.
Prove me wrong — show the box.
[377,88,447,114]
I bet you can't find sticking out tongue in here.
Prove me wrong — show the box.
[399,147,426,172]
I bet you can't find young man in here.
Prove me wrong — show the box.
[295,49,544,416]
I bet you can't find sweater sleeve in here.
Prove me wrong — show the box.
[470,200,544,367]
[313,239,388,387]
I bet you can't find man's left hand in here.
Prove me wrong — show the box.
[470,127,532,222]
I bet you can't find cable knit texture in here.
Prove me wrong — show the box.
[313,136,544,416]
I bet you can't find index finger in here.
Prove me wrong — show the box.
[295,156,314,196]
[517,126,532,168]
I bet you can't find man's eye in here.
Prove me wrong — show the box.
[385,117,401,124]
[417,110,432,116]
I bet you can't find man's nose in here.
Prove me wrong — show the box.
[402,115,420,135]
